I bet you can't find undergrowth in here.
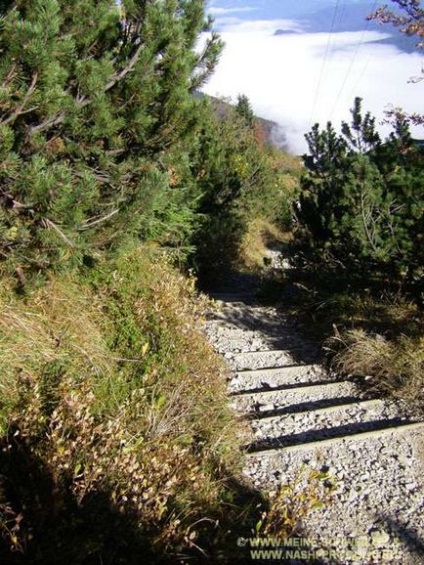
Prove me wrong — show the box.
[281,273,424,413]
[0,245,259,564]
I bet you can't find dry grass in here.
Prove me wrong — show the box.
[0,277,113,432]
[238,218,288,271]
[0,246,252,563]
[328,329,424,410]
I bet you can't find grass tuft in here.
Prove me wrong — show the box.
[327,329,424,411]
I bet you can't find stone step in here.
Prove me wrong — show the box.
[228,364,327,393]
[206,309,288,333]
[211,339,277,356]
[209,335,302,356]
[230,379,359,413]
[253,419,424,455]
[210,292,257,303]
[243,420,424,538]
[204,320,303,346]
[205,328,267,339]
[228,349,300,371]
[247,399,411,450]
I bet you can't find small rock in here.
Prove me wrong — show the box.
[398,455,413,467]
[405,482,417,492]
[258,403,275,413]
[370,529,390,548]
[352,535,369,558]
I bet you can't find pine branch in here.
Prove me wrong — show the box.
[30,44,144,135]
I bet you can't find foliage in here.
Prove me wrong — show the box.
[0,246,257,563]
[368,0,424,122]
[368,0,424,48]
[192,98,299,283]
[0,0,222,281]
[293,97,424,302]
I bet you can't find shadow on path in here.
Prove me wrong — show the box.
[205,268,323,367]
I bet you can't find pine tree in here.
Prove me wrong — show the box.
[294,98,424,299]
[0,0,222,280]
[235,94,256,129]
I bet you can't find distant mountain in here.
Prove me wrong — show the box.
[296,2,419,53]
[211,0,419,54]
[274,29,298,36]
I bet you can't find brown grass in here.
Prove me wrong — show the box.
[238,218,289,271]
[0,246,251,562]
[328,329,424,411]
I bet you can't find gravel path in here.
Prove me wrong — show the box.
[202,291,424,564]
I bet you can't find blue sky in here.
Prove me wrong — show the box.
[202,0,423,153]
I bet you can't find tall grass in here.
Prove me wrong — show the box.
[281,274,424,413]
[0,245,254,563]
[327,329,424,411]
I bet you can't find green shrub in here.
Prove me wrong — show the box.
[294,98,424,302]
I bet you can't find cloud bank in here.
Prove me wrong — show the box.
[208,6,257,16]
[202,19,424,154]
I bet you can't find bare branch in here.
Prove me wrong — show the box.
[0,72,38,126]
[30,113,65,134]
[360,191,379,253]
[0,63,18,89]
[78,209,119,231]
[104,43,143,92]
[42,218,76,247]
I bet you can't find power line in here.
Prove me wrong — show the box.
[345,0,381,104]
[309,0,341,126]
[330,0,380,120]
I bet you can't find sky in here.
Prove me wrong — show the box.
[201,0,424,154]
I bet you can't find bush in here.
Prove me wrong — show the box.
[293,98,424,302]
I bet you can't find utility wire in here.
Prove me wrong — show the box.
[330,0,380,120]
[345,0,381,104]
[309,0,341,126]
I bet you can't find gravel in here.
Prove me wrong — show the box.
[202,295,424,564]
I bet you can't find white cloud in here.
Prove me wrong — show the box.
[209,6,257,16]
[217,18,303,34]
[202,21,424,154]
